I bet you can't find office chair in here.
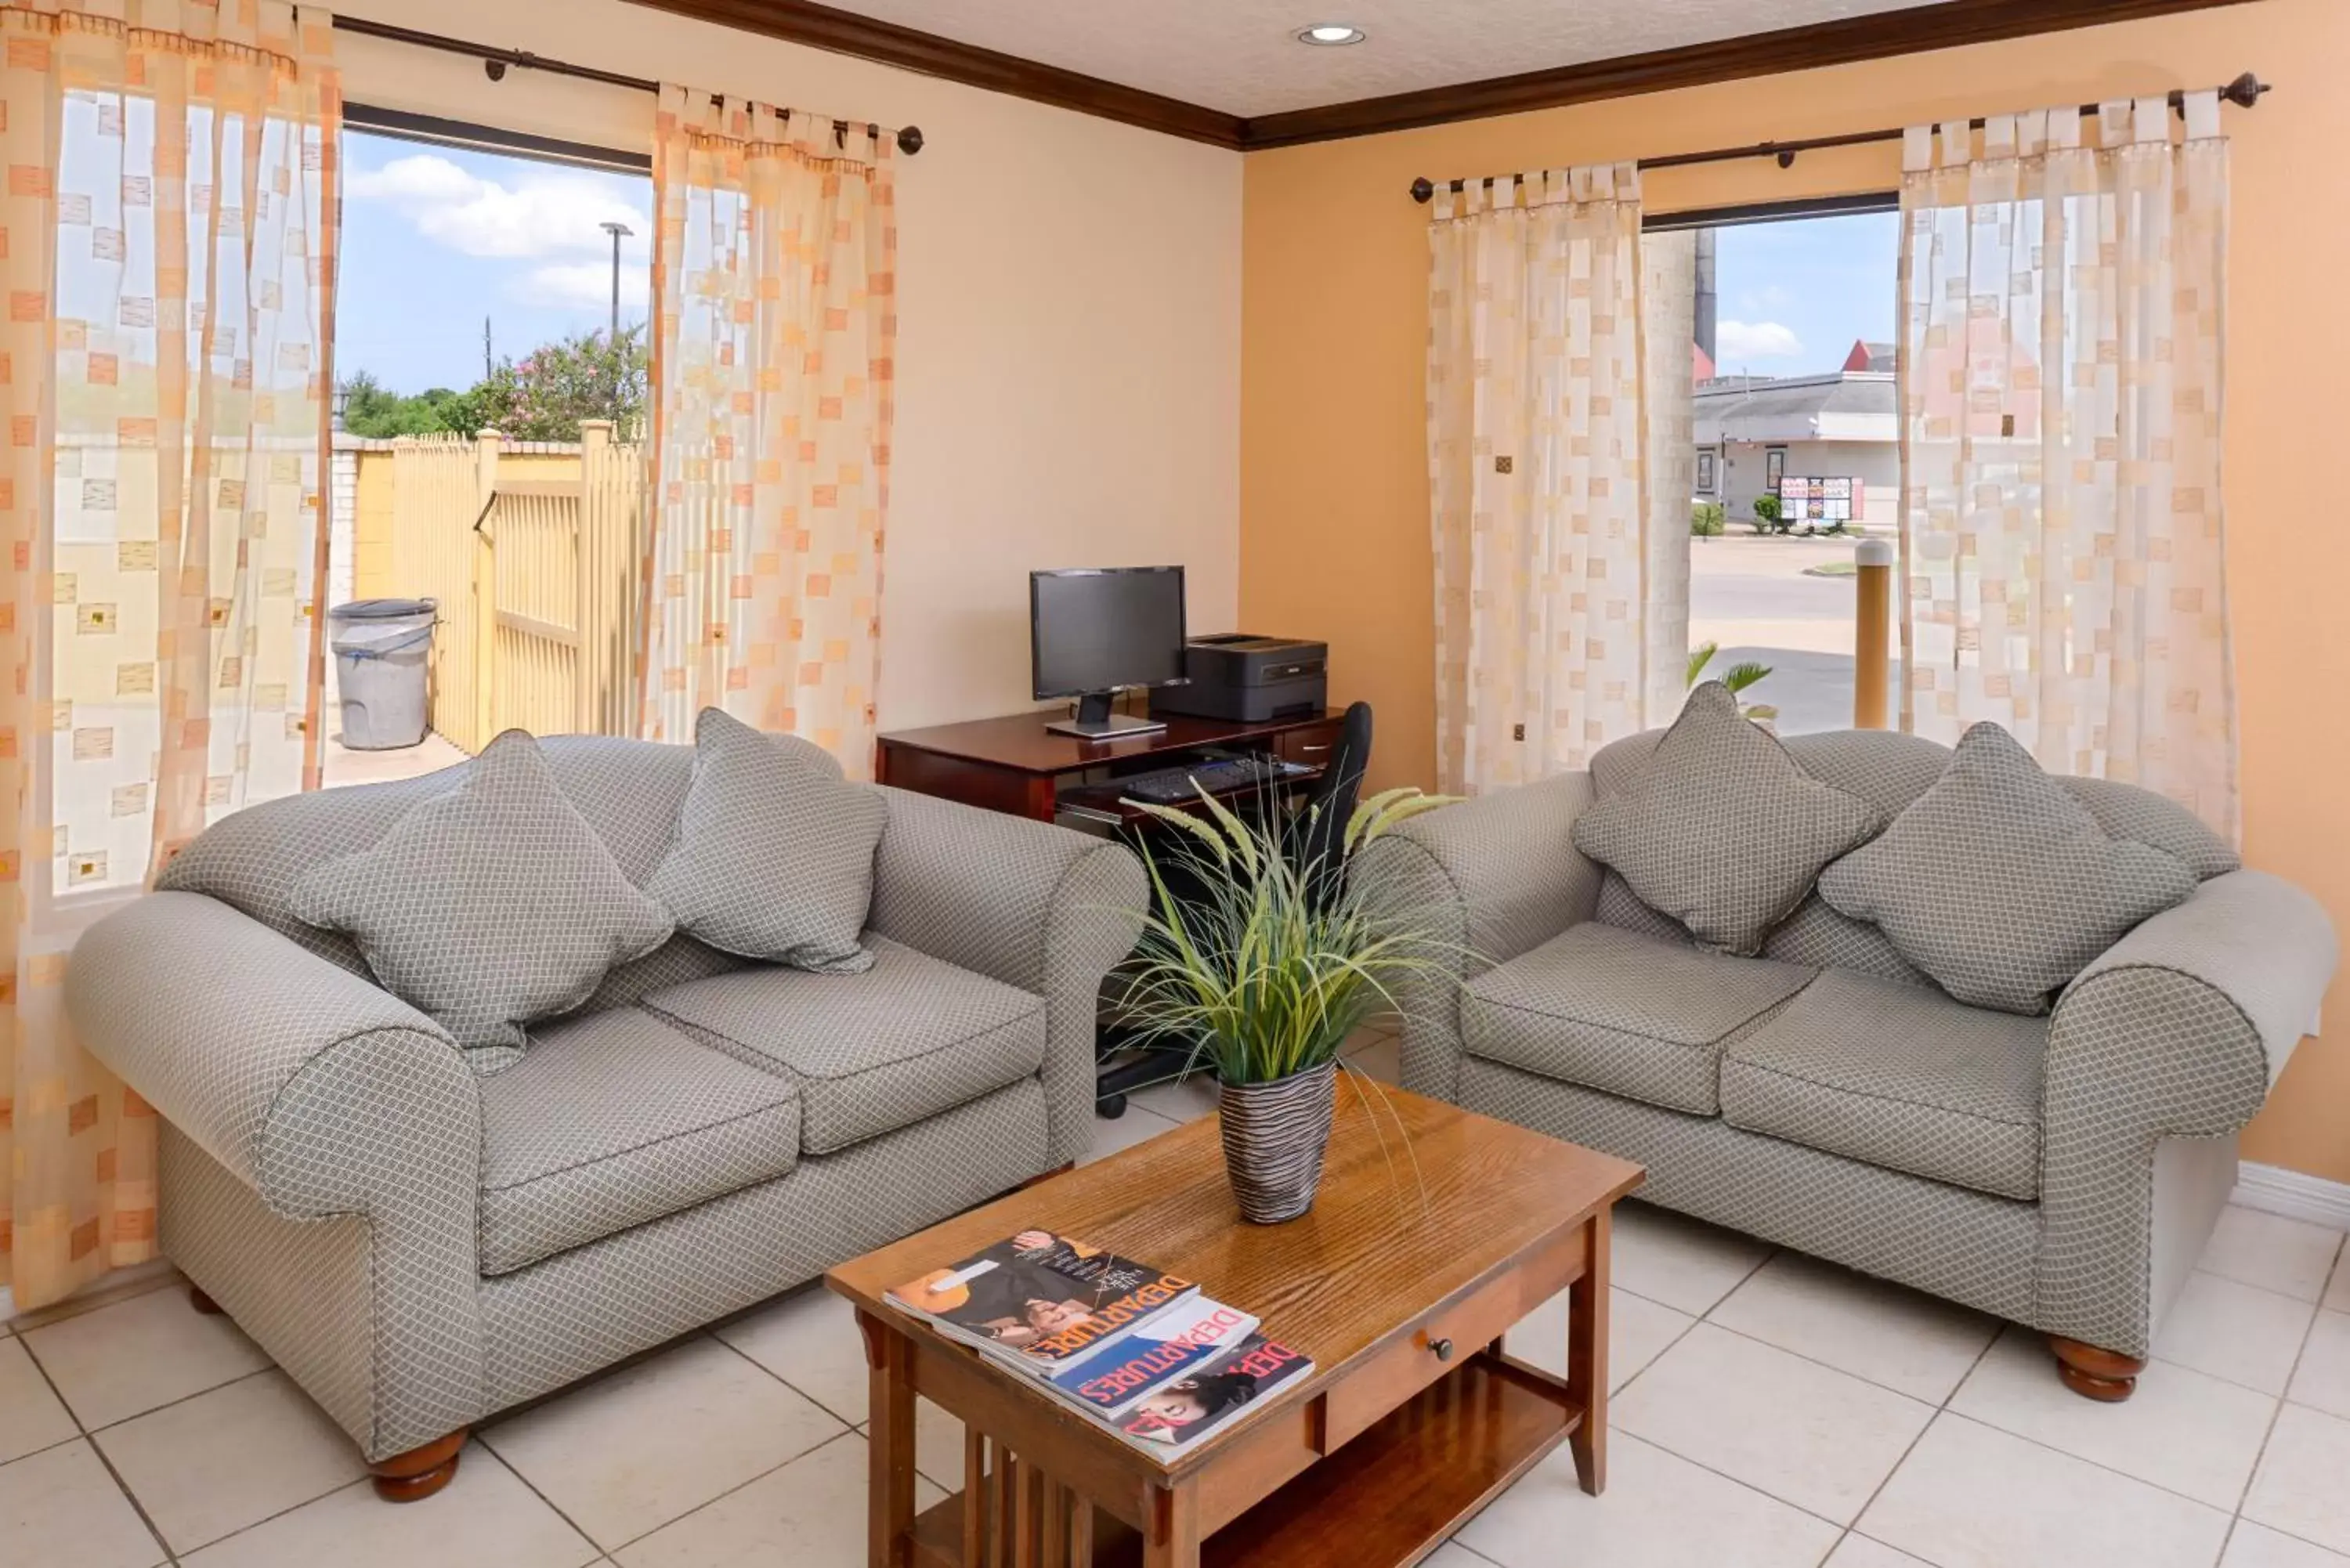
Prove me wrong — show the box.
[1094,702,1375,1118]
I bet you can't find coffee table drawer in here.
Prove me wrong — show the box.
[1318,1223,1588,1453]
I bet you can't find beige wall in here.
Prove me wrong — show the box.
[333,0,1242,732]
[1238,0,2350,1183]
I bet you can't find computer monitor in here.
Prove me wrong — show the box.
[1030,565,1187,739]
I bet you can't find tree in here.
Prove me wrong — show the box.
[338,323,649,444]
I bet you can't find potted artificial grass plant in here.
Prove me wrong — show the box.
[1118,785,1455,1224]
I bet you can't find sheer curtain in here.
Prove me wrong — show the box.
[1426,164,1676,797]
[0,0,338,1311]
[1898,93,2236,838]
[642,87,898,775]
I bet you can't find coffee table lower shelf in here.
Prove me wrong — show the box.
[904,1355,1581,1568]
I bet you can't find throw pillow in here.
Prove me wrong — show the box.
[1571,681,1884,955]
[646,707,888,972]
[1817,722,2199,1014]
[291,728,674,1073]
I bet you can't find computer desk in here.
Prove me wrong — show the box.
[873,706,1341,825]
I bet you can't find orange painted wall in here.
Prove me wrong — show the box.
[1238,0,2350,1183]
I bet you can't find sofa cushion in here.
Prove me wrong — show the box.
[289,730,674,1074]
[1571,682,1882,955]
[648,708,888,973]
[1720,967,2047,1200]
[643,938,1047,1154]
[476,1007,801,1274]
[1819,724,2199,1014]
[1462,922,1817,1114]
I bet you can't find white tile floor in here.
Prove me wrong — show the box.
[5,1028,2347,1568]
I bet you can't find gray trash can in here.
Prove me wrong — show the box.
[330,598,437,750]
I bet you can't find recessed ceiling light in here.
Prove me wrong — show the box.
[1297,23,1366,45]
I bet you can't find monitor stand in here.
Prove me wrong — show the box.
[1044,690,1168,740]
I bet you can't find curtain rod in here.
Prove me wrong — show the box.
[331,16,925,156]
[1408,71,2265,204]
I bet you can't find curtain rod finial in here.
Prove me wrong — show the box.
[1410,176,1434,204]
[2222,72,2268,110]
[898,125,924,156]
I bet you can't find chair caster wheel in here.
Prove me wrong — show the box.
[1096,1094,1129,1119]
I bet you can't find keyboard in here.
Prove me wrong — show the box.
[1119,753,1311,804]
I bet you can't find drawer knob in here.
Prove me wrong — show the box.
[1430,1336,1455,1363]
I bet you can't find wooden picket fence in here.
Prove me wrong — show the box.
[379,423,645,752]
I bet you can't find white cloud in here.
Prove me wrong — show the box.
[522,261,654,313]
[349,154,649,263]
[1716,320,1803,362]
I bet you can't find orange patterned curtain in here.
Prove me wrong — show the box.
[642,85,897,775]
[1897,96,2236,838]
[0,0,339,1311]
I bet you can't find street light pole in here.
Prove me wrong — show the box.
[598,221,633,344]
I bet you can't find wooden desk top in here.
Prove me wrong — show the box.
[875,708,1336,779]
[827,1087,1644,1480]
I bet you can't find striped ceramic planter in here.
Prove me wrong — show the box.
[1218,1061,1339,1225]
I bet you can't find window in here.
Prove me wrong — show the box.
[1694,449,1719,494]
[1764,446,1787,494]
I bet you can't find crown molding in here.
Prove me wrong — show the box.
[621,0,1246,147]
[627,0,2258,153]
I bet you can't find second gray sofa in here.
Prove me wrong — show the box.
[1357,726,2337,1402]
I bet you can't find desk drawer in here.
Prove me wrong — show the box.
[1317,1223,1587,1453]
[1277,721,1344,767]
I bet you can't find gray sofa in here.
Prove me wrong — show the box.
[66,736,1145,1499]
[1357,727,2337,1400]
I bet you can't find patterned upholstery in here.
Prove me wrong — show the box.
[649,709,888,972]
[1363,732,2338,1359]
[1354,771,1602,1102]
[1457,1059,2041,1324]
[866,786,1146,1168]
[1721,968,2046,1201]
[645,938,1047,1154]
[2040,870,2337,1353]
[479,1078,1050,1411]
[1820,724,2197,1014]
[288,732,676,1069]
[1571,683,1882,955]
[73,746,1141,1461]
[1464,922,1816,1115]
[477,1009,802,1275]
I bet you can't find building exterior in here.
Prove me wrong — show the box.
[1692,361,1897,533]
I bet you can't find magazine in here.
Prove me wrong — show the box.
[884,1230,1195,1374]
[1043,1297,1260,1418]
[1110,1332,1315,1454]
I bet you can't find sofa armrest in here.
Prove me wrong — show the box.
[2037,869,2339,1352]
[867,789,1147,1167]
[1351,771,1601,1100]
[67,891,481,1224]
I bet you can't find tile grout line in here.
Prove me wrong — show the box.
[1813,1316,2007,1566]
[704,1321,867,1429]
[2214,1230,2348,1565]
[9,1304,181,1565]
[599,1424,872,1558]
[472,1424,613,1558]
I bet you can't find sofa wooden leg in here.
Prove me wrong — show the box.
[369,1429,467,1503]
[2049,1335,2144,1403]
[189,1284,224,1316]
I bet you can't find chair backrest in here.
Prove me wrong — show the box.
[1288,702,1373,906]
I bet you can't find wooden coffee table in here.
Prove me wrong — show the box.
[826,1086,1643,1567]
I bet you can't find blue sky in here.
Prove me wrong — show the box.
[1711,210,1900,377]
[338,132,653,395]
[334,130,1896,394]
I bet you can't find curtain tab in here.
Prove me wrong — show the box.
[1936,121,1969,168]
[2049,108,2082,151]
[2097,99,2133,147]
[1614,161,1640,201]
[2016,108,2048,157]
[1983,114,2016,158]
[1903,125,1934,173]
[2132,96,2168,145]
[2182,87,2222,141]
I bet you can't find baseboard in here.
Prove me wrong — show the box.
[2232,1161,2350,1233]
[0,1286,12,1324]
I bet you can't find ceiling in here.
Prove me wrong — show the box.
[806,0,1949,118]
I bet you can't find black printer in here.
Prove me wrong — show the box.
[1150,634,1329,723]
